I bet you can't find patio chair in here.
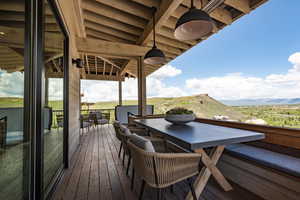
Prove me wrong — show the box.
[0,116,7,149]
[128,136,202,200]
[56,114,64,132]
[90,111,109,127]
[80,114,92,134]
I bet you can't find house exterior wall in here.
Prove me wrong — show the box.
[56,0,82,161]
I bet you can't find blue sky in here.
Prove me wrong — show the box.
[168,0,300,85]
[80,0,300,102]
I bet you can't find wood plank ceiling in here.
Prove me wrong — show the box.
[0,0,269,81]
[78,0,268,80]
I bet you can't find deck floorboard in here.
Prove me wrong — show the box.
[53,125,263,200]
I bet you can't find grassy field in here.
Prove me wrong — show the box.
[236,104,300,128]
[1,96,299,129]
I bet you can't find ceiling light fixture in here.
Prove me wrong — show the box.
[174,0,213,41]
[144,7,165,65]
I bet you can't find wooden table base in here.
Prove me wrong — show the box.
[185,145,233,200]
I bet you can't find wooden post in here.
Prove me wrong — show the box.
[137,57,146,116]
[118,80,123,105]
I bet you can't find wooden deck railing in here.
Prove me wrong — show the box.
[195,118,300,150]
[53,108,115,126]
[129,114,300,150]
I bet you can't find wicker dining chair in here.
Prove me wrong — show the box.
[128,140,202,200]
[112,121,124,158]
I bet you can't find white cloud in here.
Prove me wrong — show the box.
[0,70,24,97]
[81,64,184,102]
[186,52,300,100]
[149,64,182,79]
[288,52,300,72]
[48,78,64,100]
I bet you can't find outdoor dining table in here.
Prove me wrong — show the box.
[134,118,265,200]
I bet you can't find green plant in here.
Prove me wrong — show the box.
[166,107,194,115]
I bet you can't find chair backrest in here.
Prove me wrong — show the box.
[56,114,64,127]
[94,111,102,119]
[128,141,157,186]
[112,121,122,141]
[0,117,7,148]
[115,105,154,124]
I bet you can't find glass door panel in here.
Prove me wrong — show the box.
[43,0,65,194]
[0,1,29,199]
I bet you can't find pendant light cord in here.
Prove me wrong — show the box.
[191,0,194,8]
[152,7,156,48]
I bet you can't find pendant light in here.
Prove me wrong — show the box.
[174,0,213,41]
[144,7,165,65]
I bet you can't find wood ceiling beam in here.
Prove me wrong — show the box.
[84,11,142,36]
[122,0,184,76]
[84,74,124,81]
[155,34,190,50]
[96,56,121,69]
[83,0,147,29]
[130,0,160,8]
[137,0,184,45]
[224,0,250,14]
[158,26,197,46]
[52,60,62,72]
[85,20,138,42]
[0,1,52,15]
[86,28,133,44]
[73,0,87,38]
[94,0,152,20]
[0,26,62,52]
[76,37,150,57]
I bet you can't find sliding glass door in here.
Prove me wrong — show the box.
[0,1,30,199]
[0,0,68,199]
[43,0,67,196]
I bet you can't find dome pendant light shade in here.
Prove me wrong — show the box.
[144,7,165,65]
[144,46,165,65]
[174,0,213,41]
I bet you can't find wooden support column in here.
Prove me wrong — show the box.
[118,80,123,106]
[137,57,146,116]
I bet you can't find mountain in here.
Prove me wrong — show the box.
[96,94,246,121]
[221,98,300,106]
[149,94,246,120]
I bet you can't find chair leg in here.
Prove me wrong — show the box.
[139,180,146,200]
[118,143,123,158]
[157,188,161,200]
[126,156,131,176]
[131,168,135,191]
[187,178,197,200]
[170,185,174,193]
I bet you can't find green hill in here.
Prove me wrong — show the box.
[93,94,246,121]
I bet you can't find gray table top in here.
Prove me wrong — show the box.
[134,118,265,150]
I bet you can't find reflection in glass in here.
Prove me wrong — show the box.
[0,1,29,199]
[43,0,65,194]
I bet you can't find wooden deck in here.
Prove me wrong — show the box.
[53,125,263,200]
